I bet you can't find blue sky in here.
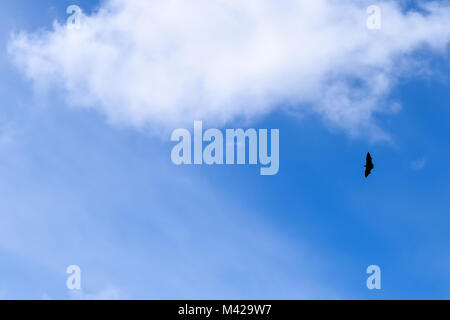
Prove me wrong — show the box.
[1,0,450,299]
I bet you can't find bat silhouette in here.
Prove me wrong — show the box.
[364,152,374,178]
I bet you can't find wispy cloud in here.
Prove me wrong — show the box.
[41,292,53,300]
[0,134,336,299]
[69,285,122,300]
[41,286,122,300]
[411,157,427,170]
[0,122,16,147]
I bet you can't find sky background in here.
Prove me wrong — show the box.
[1,0,450,299]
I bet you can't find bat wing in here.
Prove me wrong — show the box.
[364,152,374,177]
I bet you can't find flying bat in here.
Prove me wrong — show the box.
[364,152,374,178]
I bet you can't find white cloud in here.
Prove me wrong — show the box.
[8,0,450,139]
